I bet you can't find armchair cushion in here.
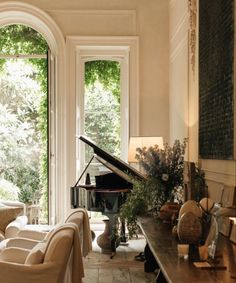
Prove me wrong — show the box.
[0,247,29,263]
[25,242,46,264]
[5,216,28,239]
[7,237,40,250]
[17,229,48,241]
[0,207,23,234]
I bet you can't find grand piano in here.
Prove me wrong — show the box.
[71,135,145,255]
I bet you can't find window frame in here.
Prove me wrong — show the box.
[66,36,139,212]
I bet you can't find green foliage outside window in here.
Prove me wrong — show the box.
[0,25,48,215]
[84,60,121,159]
[85,60,120,103]
[0,25,122,223]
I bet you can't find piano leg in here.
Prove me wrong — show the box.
[110,236,116,259]
[120,220,127,243]
[70,186,79,208]
[107,213,118,258]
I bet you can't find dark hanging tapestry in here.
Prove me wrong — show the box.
[199,0,235,159]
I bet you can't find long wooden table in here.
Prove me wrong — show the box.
[138,217,236,283]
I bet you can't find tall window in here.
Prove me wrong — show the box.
[76,46,130,184]
[83,60,121,181]
[0,24,49,223]
[73,39,139,210]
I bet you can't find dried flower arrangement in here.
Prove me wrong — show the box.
[120,138,206,238]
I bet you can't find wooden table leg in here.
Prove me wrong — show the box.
[156,269,167,283]
[144,243,159,272]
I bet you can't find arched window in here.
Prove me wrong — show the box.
[0,24,49,224]
[0,1,66,224]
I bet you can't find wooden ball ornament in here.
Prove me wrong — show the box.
[178,200,202,219]
[177,211,202,244]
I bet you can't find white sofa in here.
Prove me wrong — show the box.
[0,208,92,283]
[0,200,28,241]
[0,223,84,283]
[0,200,26,215]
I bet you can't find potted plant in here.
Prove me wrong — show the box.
[120,138,205,238]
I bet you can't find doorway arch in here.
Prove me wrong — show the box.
[0,1,66,224]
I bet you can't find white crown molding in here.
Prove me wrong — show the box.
[67,35,138,46]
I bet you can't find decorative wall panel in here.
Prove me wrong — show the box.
[199,0,234,159]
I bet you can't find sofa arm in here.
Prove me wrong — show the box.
[5,216,28,239]
[0,200,26,215]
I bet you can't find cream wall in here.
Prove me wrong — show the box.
[8,0,170,141]
[2,0,235,211]
[2,0,235,214]
[169,0,236,201]
[0,0,169,219]
[169,0,198,161]
[169,0,189,147]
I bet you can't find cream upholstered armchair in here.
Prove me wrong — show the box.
[0,223,84,283]
[14,208,92,257]
[65,208,92,257]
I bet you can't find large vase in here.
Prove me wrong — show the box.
[97,219,112,254]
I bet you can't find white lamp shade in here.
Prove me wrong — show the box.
[128,136,164,163]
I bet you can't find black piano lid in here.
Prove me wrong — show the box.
[78,135,145,182]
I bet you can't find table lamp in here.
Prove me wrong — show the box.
[128,136,164,163]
